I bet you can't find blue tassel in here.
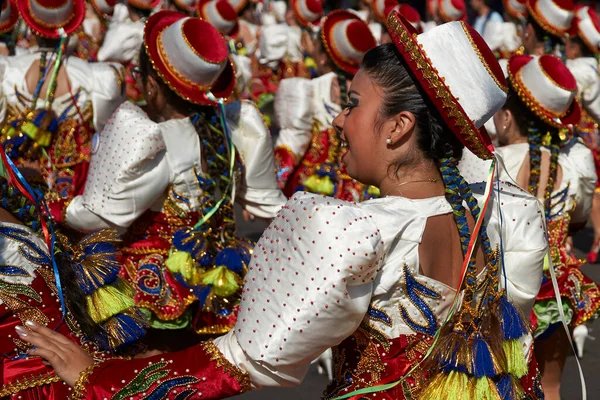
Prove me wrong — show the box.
[215,248,245,275]
[499,295,527,340]
[72,234,120,295]
[106,312,147,350]
[471,336,498,378]
[495,374,518,400]
[172,228,208,260]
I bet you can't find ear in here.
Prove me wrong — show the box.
[145,74,160,98]
[385,111,416,146]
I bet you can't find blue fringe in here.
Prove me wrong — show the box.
[215,248,245,275]
[73,239,120,295]
[499,295,527,340]
[472,337,497,378]
[495,374,518,400]
[107,312,147,350]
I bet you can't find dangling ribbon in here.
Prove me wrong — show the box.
[190,92,236,230]
[332,160,497,399]
[43,29,68,110]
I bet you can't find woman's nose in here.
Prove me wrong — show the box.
[332,110,345,133]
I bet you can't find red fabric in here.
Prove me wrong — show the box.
[274,145,297,189]
[397,4,421,24]
[553,0,575,10]
[185,9,230,61]
[539,55,577,90]
[84,342,248,399]
[306,0,323,14]
[45,198,69,224]
[215,0,238,22]
[0,0,19,34]
[17,0,85,38]
[347,20,378,53]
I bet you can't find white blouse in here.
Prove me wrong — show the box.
[214,181,547,387]
[65,100,286,233]
[0,52,125,133]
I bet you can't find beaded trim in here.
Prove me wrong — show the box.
[527,1,568,37]
[27,0,75,29]
[538,58,576,92]
[460,22,508,93]
[180,20,227,66]
[387,13,492,159]
[72,361,102,399]
[202,341,252,392]
[0,372,61,397]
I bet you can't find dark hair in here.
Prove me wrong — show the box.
[503,84,561,217]
[360,43,464,175]
[138,46,213,117]
[527,16,563,51]
[569,35,596,58]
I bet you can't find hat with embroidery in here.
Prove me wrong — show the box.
[387,11,508,159]
[291,0,323,28]
[0,0,19,34]
[144,10,235,105]
[503,0,528,19]
[128,0,161,10]
[438,0,467,22]
[508,54,580,128]
[573,6,600,54]
[18,0,86,38]
[371,0,399,23]
[526,0,575,37]
[388,4,423,33]
[198,0,239,37]
[321,10,377,76]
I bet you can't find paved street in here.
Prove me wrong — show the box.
[232,208,600,399]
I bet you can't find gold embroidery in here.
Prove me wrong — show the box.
[202,341,252,392]
[0,372,61,397]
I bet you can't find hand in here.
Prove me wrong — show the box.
[242,209,256,222]
[15,321,94,387]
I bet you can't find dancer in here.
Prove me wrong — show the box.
[493,53,600,399]
[18,13,547,400]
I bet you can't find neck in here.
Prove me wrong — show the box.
[478,6,490,17]
[378,158,444,199]
[503,126,529,146]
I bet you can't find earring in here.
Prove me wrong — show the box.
[386,137,392,145]
[502,125,507,130]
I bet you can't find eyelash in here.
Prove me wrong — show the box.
[343,101,357,111]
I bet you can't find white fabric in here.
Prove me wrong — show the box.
[274,73,340,157]
[231,53,252,95]
[0,222,47,288]
[286,26,304,63]
[239,20,258,55]
[440,0,464,20]
[296,0,320,24]
[566,57,600,123]
[483,21,521,54]
[226,101,287,218]
[258,23,289,65]
[66,101,285,232]
[473,11,503,35]
[97,15,144,64]
[418,21,507,129]
[369,22,383,45]
[332,20,365,62]
[0,53,125,133]
[203,1,236,35]
[577,8,600,50]
[493,140,596,225]
[215,184,547,386]
[506,0,527,16]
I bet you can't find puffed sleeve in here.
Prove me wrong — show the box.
[97,19,144,65]
[273,78,315,187]
[567,59,600,123]
[65,102,171,233]
[87,62,126,133]
[227,101,287,218]
[475,181,547,315]
[216,193,385,387]
[563,138,597,227]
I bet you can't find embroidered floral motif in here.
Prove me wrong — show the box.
[0,372,60,397]
[399,264,441,337]
[202,341,252,392]
[367,305,392,327]
[0,226,50,265]
[113,361,171,400]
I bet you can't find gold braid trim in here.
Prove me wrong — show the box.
[0,372,61,397]
[202,341,252,392]
[72,361,102,399]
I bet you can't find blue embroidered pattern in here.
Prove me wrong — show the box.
[146,376,199,400]
[0,265,30,278]
[399,264,441,337]
[367,306,392,327]
[0,226,50,266]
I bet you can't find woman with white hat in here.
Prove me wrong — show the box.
[274,10,379,202]
[0,0,125,200]
[522,0,575,56]
[18,12,547,400]
[493,53,599,399]
[45,10,285,337]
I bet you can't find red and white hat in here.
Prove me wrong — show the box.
[90,0,116,18]
[389,4,422,33]
[321,10,377,76]
[291,0,323,28]
[427,0,438,17]
[173,0,199,13]
[0,0,19,34]
[508,54,580,127]
[144,11,235,105]
[228,0,248,13]
[573,6,600,54]
[18,0,86,39]
[198,0,239,37]
[387,11,508,159]
[438,0,467,23]
[503,0,527,19]
[526,0,575,37]
[128,0,161,10]
[371,0,399,23]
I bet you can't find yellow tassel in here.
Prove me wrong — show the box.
[503,340,528,378]
[303,175,334,195]
[200,266,241,297]
[86,278,136,323]
[165,251,201,285]
[420,371,472,400]
[474,377,501,400]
